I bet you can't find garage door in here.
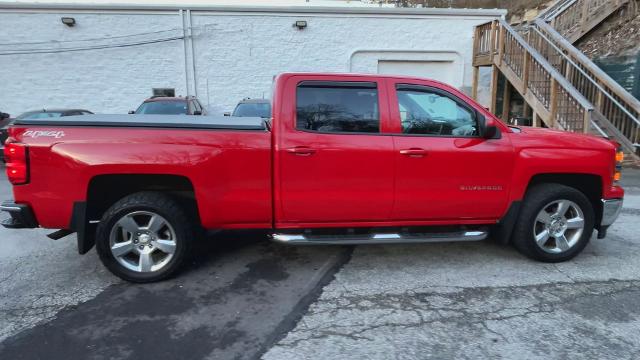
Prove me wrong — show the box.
[377,60,456,85]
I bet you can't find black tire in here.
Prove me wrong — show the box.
[512,183,595,262]
[96,192,194,283]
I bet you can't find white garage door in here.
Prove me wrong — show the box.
[377,60,456,85]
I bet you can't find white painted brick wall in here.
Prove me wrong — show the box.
[0,7,498,116]
[0,11,187,115]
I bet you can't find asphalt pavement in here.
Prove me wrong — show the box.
[0,166,639,359]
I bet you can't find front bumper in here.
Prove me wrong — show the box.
[601,199,623,227]
[597,198,623,239]
[0,200,38,229]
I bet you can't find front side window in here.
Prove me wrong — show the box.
[296,82,380,133]
[397,87,477,137]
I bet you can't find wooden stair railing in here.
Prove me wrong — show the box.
[540,0,629,43]
[472,21,497,67]
[529,19,640,158]
[474,19,595,134]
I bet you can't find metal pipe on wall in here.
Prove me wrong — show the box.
[180,9,191,97]
[188,9,198,98]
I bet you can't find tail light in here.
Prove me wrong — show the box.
[4,142,29,185]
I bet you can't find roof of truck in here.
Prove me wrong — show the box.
[144,97,191,102]
[238,98,271,104]
[274,72,454,88]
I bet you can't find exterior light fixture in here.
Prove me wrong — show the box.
[294,20,307,30]
[61,17,76,27]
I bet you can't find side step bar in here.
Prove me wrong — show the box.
[271,229,488,245]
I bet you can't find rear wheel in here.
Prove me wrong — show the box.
[512,184,594,262]
[96,192,194,282]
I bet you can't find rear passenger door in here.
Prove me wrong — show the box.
[276,78,395,225]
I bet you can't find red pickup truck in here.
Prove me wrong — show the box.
[2,73,625,282]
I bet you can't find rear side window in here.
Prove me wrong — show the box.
[296,82,380,133]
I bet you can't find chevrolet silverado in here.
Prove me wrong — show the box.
[1,73,624,282]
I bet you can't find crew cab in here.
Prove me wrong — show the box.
[1,73,625,282]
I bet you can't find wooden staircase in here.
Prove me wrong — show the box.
[539,0,629,43]
[472,0,640,162]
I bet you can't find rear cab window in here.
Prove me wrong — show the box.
[296,81,380,134]
[136,101,188,115]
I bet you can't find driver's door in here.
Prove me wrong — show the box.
[388,80,514,221]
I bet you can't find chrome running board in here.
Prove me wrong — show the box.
[271,229,488,245]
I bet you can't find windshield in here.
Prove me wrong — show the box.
[16,111,64,120]
[136,101,188,115]
[233,102,271,118]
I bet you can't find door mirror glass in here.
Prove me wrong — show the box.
[480,114,499,139]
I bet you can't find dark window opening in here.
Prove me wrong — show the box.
[152,88,176,97]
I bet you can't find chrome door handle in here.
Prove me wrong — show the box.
[286,147,316,156]
[399,148,427,157]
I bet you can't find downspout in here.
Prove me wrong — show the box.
[188,9,198,97]
[180,9,191,97]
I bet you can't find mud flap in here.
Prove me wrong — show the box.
[70,202,96,254]
[492,201,522,245]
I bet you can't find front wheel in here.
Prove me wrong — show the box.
[96,192,194,282]
[512,184,595,262]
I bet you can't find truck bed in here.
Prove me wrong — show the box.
[7,115,273,230]
[13,114,267,131]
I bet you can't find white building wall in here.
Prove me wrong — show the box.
[0,5,504,116]
[0,11,188,115]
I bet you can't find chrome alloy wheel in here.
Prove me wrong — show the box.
[109,211,177,273]
[533,200,585,254]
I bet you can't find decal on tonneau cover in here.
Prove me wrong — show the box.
[23,130,66,139]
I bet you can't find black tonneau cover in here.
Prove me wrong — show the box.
[13,114,267,131]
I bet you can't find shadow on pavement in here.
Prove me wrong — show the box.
[0,229,351,360]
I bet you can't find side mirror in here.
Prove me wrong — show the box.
[193,111,202,116]
[0,112,9,120]
[223,112,231,117]
[484,124,498,139]
[479,114,499,139]
[128,110,135,114]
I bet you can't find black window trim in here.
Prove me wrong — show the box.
[295,80,383,136]
[298,81,377,89]
[395,83,482,139]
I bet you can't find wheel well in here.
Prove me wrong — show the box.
[527,173,603,225]
[86,174,199,223]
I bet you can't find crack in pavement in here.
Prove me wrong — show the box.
[265,280,640,359]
